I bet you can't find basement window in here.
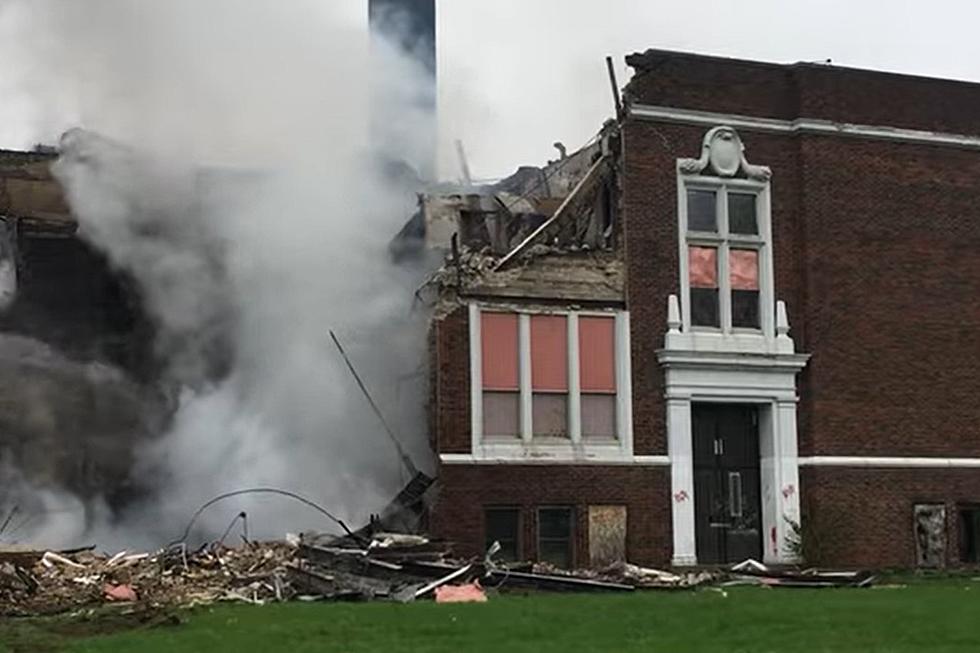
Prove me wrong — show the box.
[960,506,980,563]
[485,507,521,562]
[538,507,574,568]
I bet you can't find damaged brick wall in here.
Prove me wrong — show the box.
[431,304,471,454]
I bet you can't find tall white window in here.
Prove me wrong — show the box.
[677,126,774,339]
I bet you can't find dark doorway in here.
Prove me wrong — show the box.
[693,403,762,564]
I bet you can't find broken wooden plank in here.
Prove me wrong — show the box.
[486,568,634,593]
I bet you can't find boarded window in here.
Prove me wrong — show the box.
[481,312,518,390]
[579,316,616,439]
[485,507,520,562]
[538,507,574,568]
[959,506,980,563]
[481,312,520,436]
[914,503,947,568]
[687,189,716,232]
[730,249,759,328]
[689,246,719,327]
[588,505,627,567]
[728,193,758,235]
[531,315,568,437]
[579,317,615,392]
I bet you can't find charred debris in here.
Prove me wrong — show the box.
[393,119,624,312]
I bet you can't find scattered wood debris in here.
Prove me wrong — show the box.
[0,539,875,617]
[727,559,875,588]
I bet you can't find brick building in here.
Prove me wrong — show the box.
[426,49,980,569]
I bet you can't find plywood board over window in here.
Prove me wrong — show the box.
[914,504,947,568]
[588,505,627,567]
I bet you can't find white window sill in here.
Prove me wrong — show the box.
[665,329,793,355]
[469,439,631,463]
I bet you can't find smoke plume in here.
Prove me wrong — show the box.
[0,0,437,549]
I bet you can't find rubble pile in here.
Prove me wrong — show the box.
[1,536,875,617]
[1,542,297,616]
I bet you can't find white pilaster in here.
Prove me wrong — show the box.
[567,314,581,443]
[775,399,801,562]
[667,397,697,566]
[519,313,532,443]
[468,303,482,448]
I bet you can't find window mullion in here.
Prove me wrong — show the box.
[567,314,582,443]
[719,187,732,332]
[519,313,532,442]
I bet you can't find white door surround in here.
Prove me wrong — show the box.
[659,295,809,567]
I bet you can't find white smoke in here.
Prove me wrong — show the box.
[0,0,438,549]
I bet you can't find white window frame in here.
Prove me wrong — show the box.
[677,175,775,343]
[468,303,634,462]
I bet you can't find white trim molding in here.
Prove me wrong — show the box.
[799,456,980,468]
[439,453,670,466]
[659,290,810,567]
[630,104,980,151]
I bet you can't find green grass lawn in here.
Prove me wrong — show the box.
[3,579,980,653]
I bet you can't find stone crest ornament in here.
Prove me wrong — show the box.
[678,126,772,181]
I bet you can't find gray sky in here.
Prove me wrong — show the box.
[2,0,978,179]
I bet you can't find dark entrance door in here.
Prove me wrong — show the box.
[693,404,762,564]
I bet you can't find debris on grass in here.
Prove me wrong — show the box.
[0,538,877,617]
[435,581,487,603]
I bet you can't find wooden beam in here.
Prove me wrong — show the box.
[493,155,608,271]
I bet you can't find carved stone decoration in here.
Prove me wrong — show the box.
[677,126,772,181]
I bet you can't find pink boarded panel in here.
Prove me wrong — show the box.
[689,246,718,288]
[531,315,568,392]
[730,249,759,290]
[579,316,615,393]
[481,312,519,390]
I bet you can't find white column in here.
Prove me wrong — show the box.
[759,402,778,564]
[519,313,533,443]
[567,314,581,443]
[761,398,802,564]
[775,399,801,563]
[667,397,697,566]
[615,312,633,452]
[468,303,482,449]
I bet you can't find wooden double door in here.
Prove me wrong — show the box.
[693,404,763,564]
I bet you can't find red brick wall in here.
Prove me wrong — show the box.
[622,111,980,461]
[431,305,471,454]
[430,52,980,569]
[430,464,672,566]
[621,121,805,456]
[625,49,980,135]
[802,467,980,568]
